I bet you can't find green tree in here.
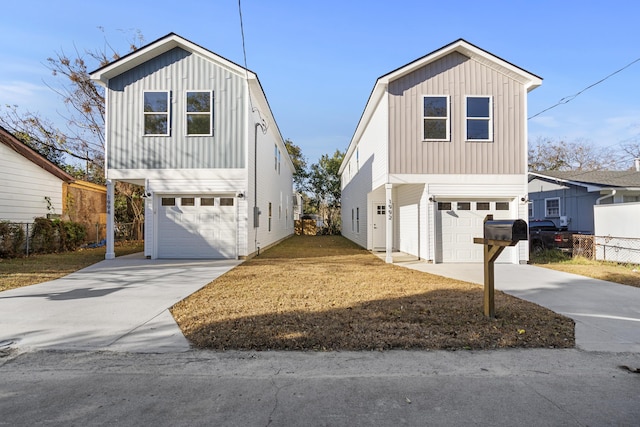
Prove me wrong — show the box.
[284,139,309,192]
[309,149,345,234]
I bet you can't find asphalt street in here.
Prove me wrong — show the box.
[1,348,638,426]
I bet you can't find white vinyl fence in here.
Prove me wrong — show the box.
[593,202,640,264]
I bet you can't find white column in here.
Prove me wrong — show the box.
[105,179,115,260]
[385,183,393,263]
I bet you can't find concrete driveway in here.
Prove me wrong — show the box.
[0,253,241,353]
[393,258,640,352]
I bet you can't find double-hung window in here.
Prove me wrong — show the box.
[545,198,560,217]
[144,91,170,136]
[422,96,449,141]
[186,91,213,136]
[466,96,492,141]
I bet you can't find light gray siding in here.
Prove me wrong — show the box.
[107,47,246,170]
[388,51,526,175]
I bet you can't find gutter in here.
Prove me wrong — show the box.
[596,189,616,205]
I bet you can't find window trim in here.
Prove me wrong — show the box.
[528,202,534,218]
[422,95,450,141]
[545,197,560,218]
[143,90,170,136]
[185,90,213,136]
[465,95,493,142]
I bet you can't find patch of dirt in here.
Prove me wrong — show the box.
[172,236,574,351]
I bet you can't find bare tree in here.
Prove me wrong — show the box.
[0,29,144,182]
[529,137,618,171]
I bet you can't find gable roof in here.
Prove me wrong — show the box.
[529,170,640,190]
[90,32,295,174]
[0,125,74,183]
[340,39,542,174]
[380,38,542,90]
[90,32,252,83]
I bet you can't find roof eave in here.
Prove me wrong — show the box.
[90,33,254,85]
[0,126,75,183]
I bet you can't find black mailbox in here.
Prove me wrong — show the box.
[484,219,528,242]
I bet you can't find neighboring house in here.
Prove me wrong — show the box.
[528,170,640,234]
[90,33,295,260]
[0,125,74,222]
[340,39,542,264]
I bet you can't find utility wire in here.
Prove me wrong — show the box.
[528,56,640,120]
[238,0,266,130]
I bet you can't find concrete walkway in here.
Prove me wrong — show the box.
[0,253,241,353]
[383,254,640,352]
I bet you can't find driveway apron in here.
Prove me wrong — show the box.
[393,259,640,352]
[0,253,241,353]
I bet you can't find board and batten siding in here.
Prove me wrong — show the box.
[388,51,526,175]
[107,47,246,170]
[0,143,64,222]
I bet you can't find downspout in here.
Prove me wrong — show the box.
[596,189,616,205]
[254,121,264,255]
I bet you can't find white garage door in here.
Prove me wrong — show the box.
[438,201,514,263]
[157,195,237,259]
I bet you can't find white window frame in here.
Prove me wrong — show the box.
[545,197,560,217]
[356,207,360,233]
[143,91,170,136]
[465,95,493,141]
[528,202,534,218]
[422,95,450,141]
[185,90,213,136]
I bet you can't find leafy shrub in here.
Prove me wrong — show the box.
[30,217,87,254]
[59,220,87,251]
[0,222,25,258]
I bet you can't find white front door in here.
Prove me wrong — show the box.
[372,202,386,251]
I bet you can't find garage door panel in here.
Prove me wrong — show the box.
[438,201,514,263]
[157,195,237,259]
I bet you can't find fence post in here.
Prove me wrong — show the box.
[25,223,30,256]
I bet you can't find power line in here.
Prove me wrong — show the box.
[237,0,265,129]
[528,56,640,120]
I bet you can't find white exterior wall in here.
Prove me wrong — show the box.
[0,143,64,222]
[387,173,527,263]
[341,94,388,248]
[595,203,640,239]
[250,118,295,256]
[395,184,426,257]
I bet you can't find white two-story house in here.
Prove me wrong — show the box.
[340,39,542,264]
[91,33,295,259]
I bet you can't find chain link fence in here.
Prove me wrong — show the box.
[573,235,640,265]
[1,221,143,257]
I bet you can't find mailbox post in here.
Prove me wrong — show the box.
[473,215,528,318]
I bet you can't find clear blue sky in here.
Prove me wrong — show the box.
[1,0,639,168]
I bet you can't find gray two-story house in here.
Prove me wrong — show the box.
[91,33,295,259]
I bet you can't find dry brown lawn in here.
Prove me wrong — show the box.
[537,257,640,289]
[172,235,574,351]
[0,242,144,292]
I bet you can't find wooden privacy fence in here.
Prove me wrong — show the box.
[294,219,317,235]
[573,235,640,265]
